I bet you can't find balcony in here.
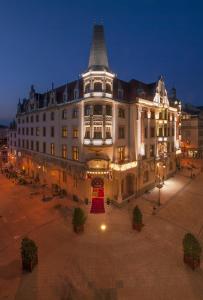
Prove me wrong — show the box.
[84,138,113,146]
[84,92,112,99]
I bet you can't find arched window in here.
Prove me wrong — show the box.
[94,82,102,92]
[106,83,112,93]
[85,84,90,93]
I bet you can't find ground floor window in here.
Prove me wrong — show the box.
[72,146,79,160]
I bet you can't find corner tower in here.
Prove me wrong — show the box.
[82,24,115,98]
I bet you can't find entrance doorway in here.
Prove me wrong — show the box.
[90,177,105,214]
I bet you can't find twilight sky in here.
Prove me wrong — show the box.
[0,0,203,124]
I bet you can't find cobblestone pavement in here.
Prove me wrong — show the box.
[0,168,203,300]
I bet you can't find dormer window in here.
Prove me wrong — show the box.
[74,89,79,99]
[94,82,102,92]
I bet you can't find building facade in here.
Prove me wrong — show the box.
[9,25,181,204]
[181,104,203,158]
[0,125,9,165]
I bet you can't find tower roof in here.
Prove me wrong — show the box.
[88,24,109,71]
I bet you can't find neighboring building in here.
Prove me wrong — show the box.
[9,25,181,204]
[181,104,203,158]
[0,125,9,165]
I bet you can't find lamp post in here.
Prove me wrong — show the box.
[156,178,163,206]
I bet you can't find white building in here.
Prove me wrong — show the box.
[9,25,181,207]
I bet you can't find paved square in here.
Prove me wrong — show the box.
[0,169,203,300]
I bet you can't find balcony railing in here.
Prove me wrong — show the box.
[84,138,113,146]
[84,92,112,98]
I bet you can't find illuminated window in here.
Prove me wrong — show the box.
[72,128,78,138]
[62,127,67,138]
[50,143,55,155]
[118,146,125,162]
[72,146,79,160]
[94,127,102,139]
[106,127,111,138]
[61,144,67,159]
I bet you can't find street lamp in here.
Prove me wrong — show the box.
[156,176,163,206]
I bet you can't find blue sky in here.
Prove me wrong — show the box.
[0,0,203,124]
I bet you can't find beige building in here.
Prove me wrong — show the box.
[9,25,181,205]
[181,104,203,158]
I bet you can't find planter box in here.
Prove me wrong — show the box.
[22,254,38,272]
[132,222,143,232]
[73,224,84,234]
[184,254,200,270]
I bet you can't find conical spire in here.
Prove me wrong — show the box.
[88,24,109,71]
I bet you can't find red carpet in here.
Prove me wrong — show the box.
[90,197,105,213]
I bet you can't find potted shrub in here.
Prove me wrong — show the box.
[132,206,143,231]
[72,207,86,233]
[21,237,38,272]
[183,233,202,270]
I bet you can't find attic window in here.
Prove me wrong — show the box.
[74,89,78,99]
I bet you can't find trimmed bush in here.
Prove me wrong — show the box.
[183,233,201,270]
[132,206,143,231]
[72,207,86,233]
[21,237,38,272]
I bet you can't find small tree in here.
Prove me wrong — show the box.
[132,206,143,231]
[183,233,202,270]
[21,237,38,272]
[72,207,86,233]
